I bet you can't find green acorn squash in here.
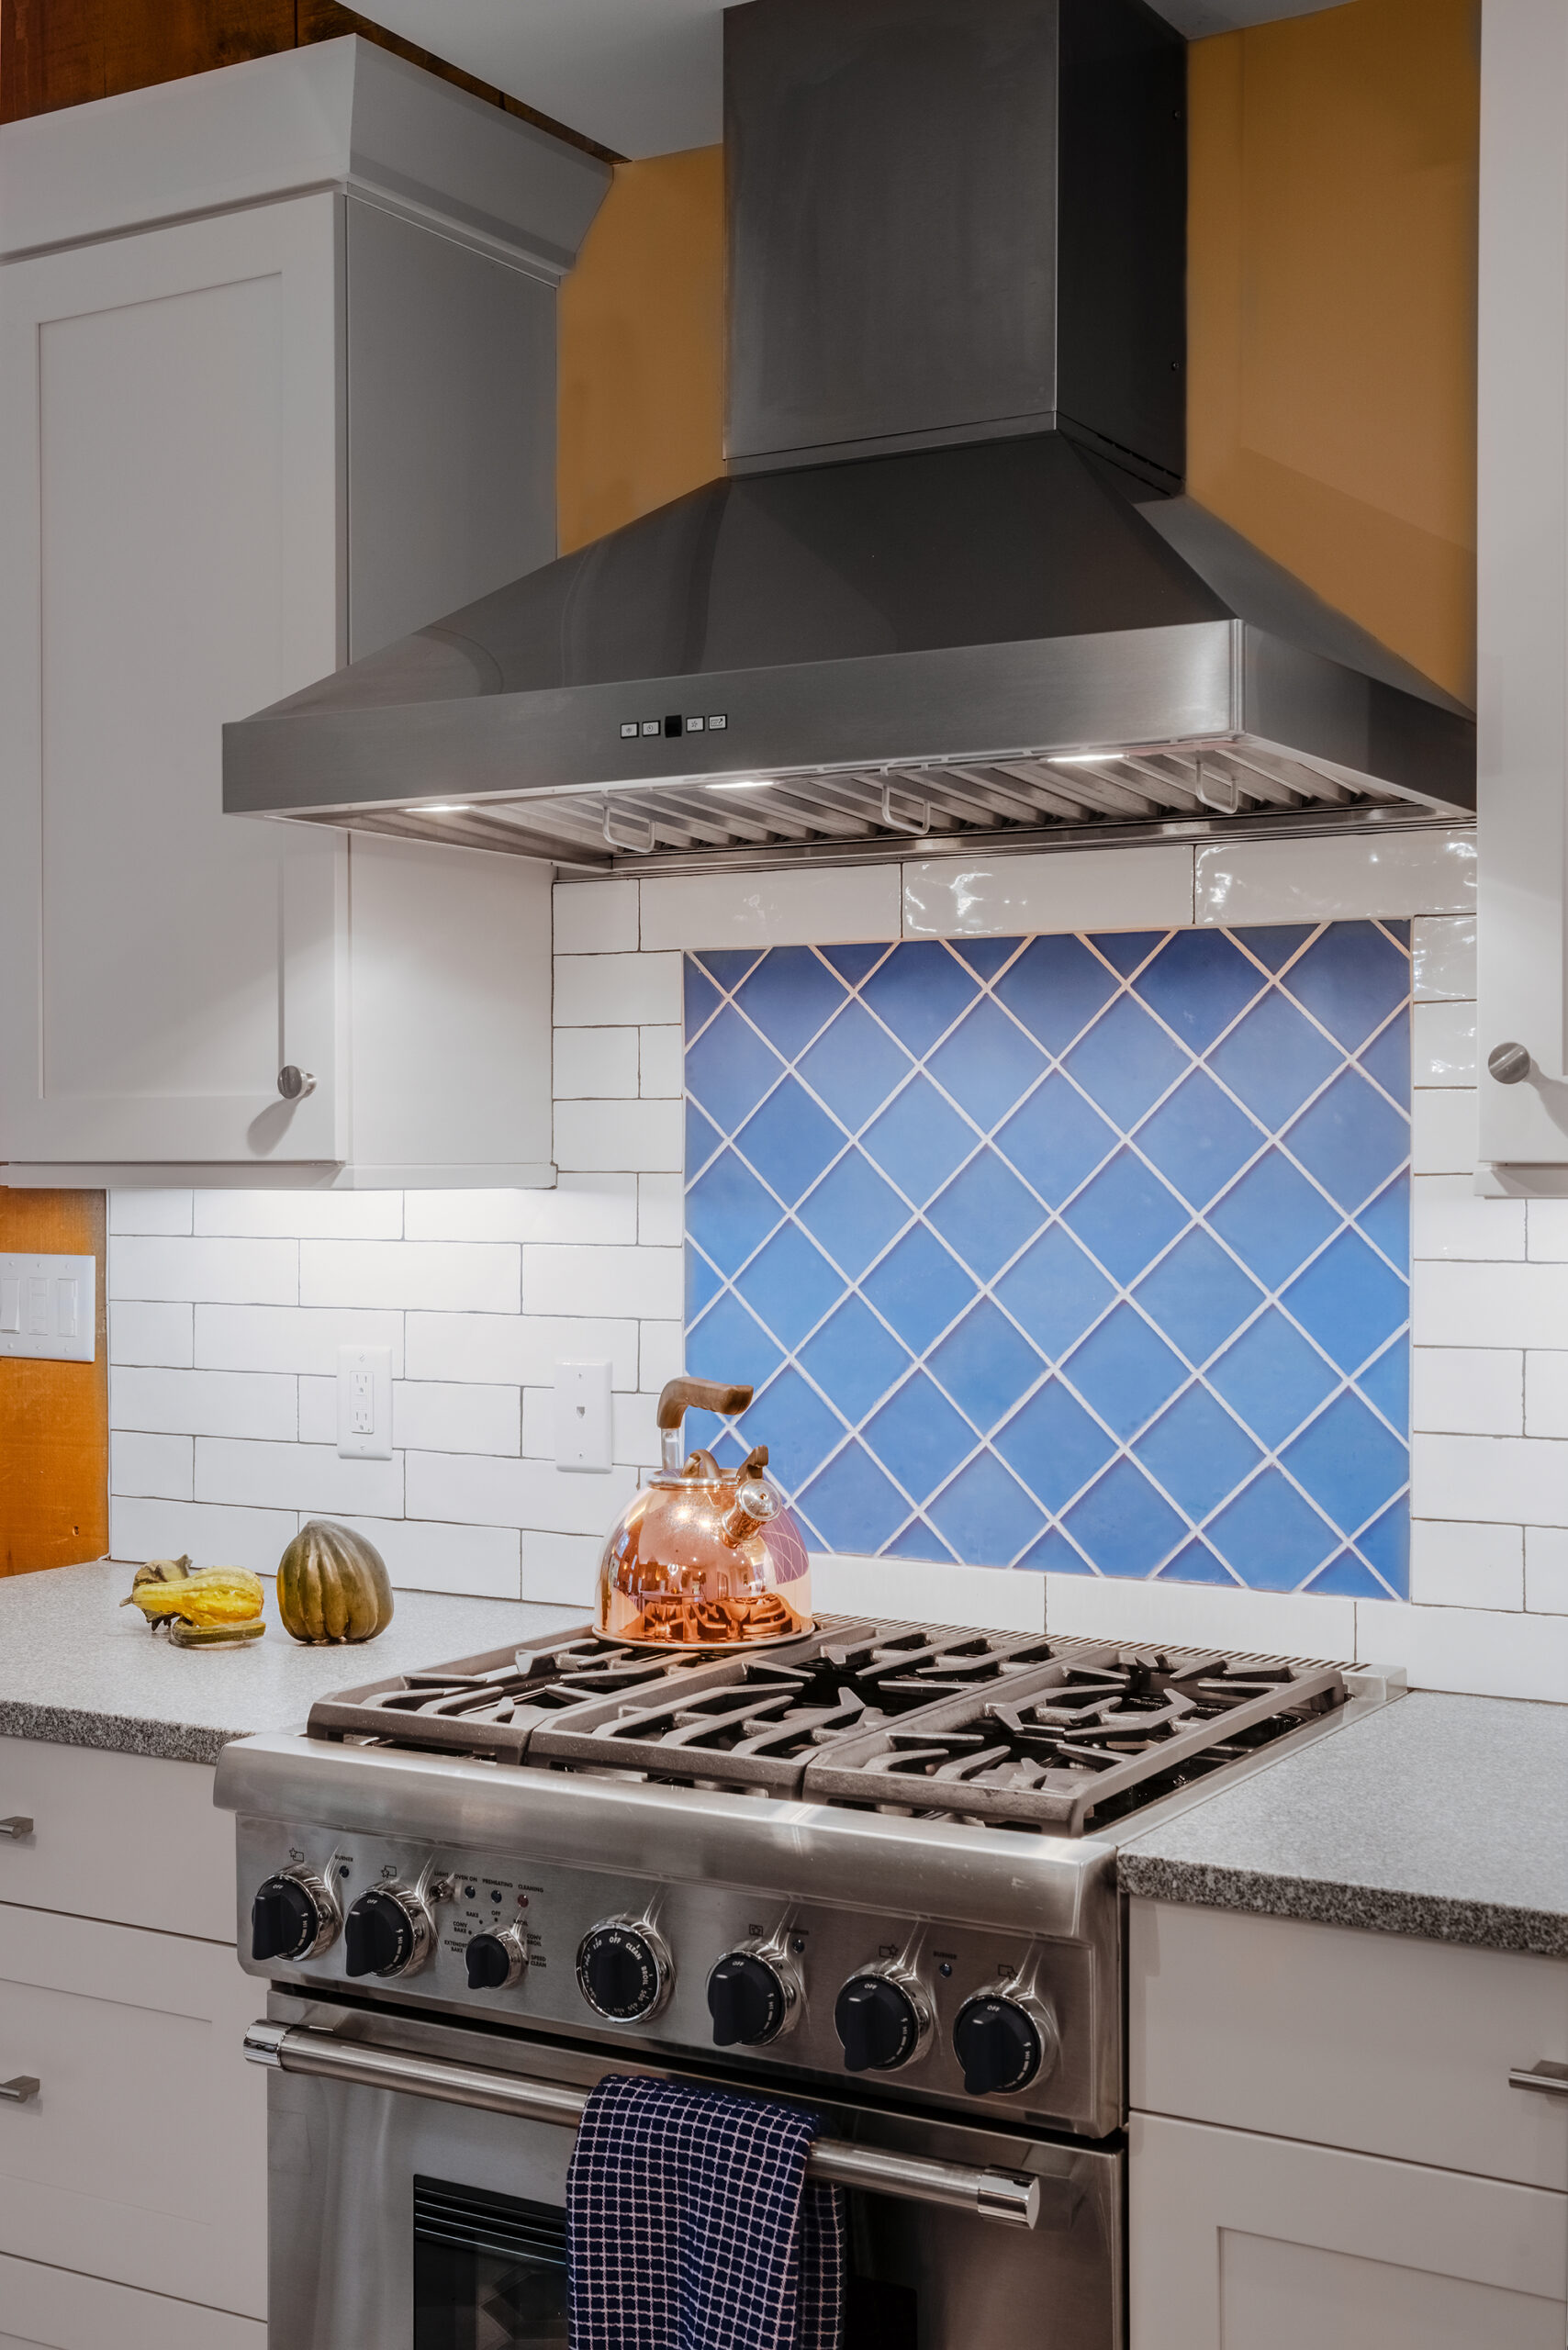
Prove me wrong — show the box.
[276,1519,394,1644]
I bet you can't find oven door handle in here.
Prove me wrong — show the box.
[244,2020,1042,2229]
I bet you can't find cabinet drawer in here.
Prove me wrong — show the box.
[0,1905,264,2316]
[0,2251,263,2350]
[0,1740,232,1941]
[1130,2112,1568,2350]
[1129,1899,1568,2189]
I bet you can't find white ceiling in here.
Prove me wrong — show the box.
[354,0,1354,160]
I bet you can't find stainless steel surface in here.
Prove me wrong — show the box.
[1510,2059,1568,2098]
[0,2076,40,2102]
[276,1065,315,1101]
[0,1817,33,1839]
[1489,1042,1533,1084]
[247,2016,1042,2227]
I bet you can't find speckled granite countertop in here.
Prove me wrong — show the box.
[1119,1689,1568,1957]
[0,1559,580,1766]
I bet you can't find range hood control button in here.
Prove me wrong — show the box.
[952,1992,1057,2097]
[577,1919,672,2021]
[251,1869,338,1964]
[344,1886,432,1979]
[465,1927,528,1992]
[834,1968,930,2073]
[707,1949,797,2047]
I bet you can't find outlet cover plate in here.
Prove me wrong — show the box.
[554,1359,612,1472]
[337,1344,393,1459]
[0,1254,95,1361]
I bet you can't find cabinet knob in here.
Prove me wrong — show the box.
[0,2076,39,2104]
[0,1817,33,1840]
[277,1066,317,1101]
[1488,1042,1533,1085]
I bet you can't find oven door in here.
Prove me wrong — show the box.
[261,1992,1121,2350]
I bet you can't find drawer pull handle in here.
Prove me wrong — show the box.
[0,2076,40,2104]
[1509,2061,1568,2098]
[0,1818,32,1840]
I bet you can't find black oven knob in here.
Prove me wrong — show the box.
[251,1870,337,1964]
[465,1927,527,1991]
[952,1991,1058,2097]
[707,1951,795,2047]
[834,1971,930,2073]
[344,1886,431,1979]
[577,1919,672,2021]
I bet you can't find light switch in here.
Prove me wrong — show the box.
[554,1360,613,1473]
[0,1255,95,1362]
[337,1345,393,1460]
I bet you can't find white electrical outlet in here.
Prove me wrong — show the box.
[0,1254,95,1362]
[554,1360,612,1473]
[337,1345,393,1459]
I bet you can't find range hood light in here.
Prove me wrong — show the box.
[1048,754,1122,767]
[706,778,775,792]
[420,801,474,813]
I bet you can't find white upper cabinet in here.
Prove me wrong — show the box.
[0,39,608,1186]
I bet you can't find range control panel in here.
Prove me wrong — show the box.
[236,1818,1108,2135]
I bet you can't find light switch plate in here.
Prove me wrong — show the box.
[554,1360,613,1472]
[337,1344,393,1459]
[0,1254,95,1361]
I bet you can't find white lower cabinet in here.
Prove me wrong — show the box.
[0,2255,263,2350]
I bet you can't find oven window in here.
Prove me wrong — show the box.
[414,2176,569,2349]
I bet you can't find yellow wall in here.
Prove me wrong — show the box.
[556,0,1479,704]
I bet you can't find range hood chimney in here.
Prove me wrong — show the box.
[224,0,1474,870]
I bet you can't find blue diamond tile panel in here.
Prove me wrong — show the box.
[683,923,1411,1597]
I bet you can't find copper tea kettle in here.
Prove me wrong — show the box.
[594,1377,813,1649]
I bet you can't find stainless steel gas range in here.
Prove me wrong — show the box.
[217,1619,1394,2348]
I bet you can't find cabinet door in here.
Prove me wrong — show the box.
[1130,2113,1568,2350]
[0,196,347,1169]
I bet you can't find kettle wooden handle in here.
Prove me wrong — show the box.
[655,1377,754,1430]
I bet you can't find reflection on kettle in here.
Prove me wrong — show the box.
[595,1378,814,1650]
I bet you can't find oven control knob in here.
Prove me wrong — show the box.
[707,1950,797,2047]
[834,1970,930,2073]
[577,1920,672,2021]
[251,1870,337,1964]
[344,1886,431,1979]
[465,1927,528,1992]
[952,1993,1058,2097]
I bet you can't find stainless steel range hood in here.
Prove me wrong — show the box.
[223,0,1474,871]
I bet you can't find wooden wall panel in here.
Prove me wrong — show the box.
[0,1191,108,1577]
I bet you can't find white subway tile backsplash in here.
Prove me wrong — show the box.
[1411,1348,1521,1436]
[195,1437,404,1518]
[407,1311,639,1390]
[812,1550,1046,1632]
[108,1189,193,1236]
[553,878,639,956]
[637,1175,683,1250]
[1411,914,1476,1002]
[521,1528,602,1606]
[1526,1197,1568,1261]
[639,1320,683,1393]
[111,1366,297,1443]
[1412,1001,1478,1087]
[1043,1572,1357,1660]
[523,1244,682,1320]
[327,1514,521,1600]
[1356,1595,1568,1700]
[1411,1175,1525,1261]
[109,1300,194,1368]
[109,1495,297,1575]
[553,1026,640,1100]
[111,1235,297,1305]
[298,1374,335,1445]
[404,1179,638,1248]
[394,1381,521,1457]
[612,1392,659,1469]
[1193,827,1475,924]
[902,846,1193,940]
[521,1387,553,1458]
[299,1239,519,1314]
[554,951,682,1027]
[1414,1259,1568,1349]
[1409,1430,1568,1527]
[196,1304,404,1378]
[1525,1526,1568,1614]
[1525,1352,1568,1438]
[193,1190,402,1239]
[110,1429,194,1501]
[1409,1519,1524,1610]
[406,1450,636,1536]
[640,866,902,953]
[554,1098,683,1172]
[1410,1085,1477,1174]
[639,1024,684,1099]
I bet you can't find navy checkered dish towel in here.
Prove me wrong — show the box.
[566,2074,846,2350]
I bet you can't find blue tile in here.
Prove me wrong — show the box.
[862,942,980,1056]
[1094,930,1168,978]
[821,942,890,989]
[1207,991,1342,1127]
[1015,1526,1095,1574]
[734,1366,846,1494]
[993,1380,1116,1511]
[799,1295,915,1420]
[1062,995,1190,1128]
[686,1148,781,1275]
[994,1072,1118,1203]
[1134,1385,1264,1518]
[1281,1390,1407,1531]
[685,959,723,1040]
[995,1224,1115,1356]
[926,1151,1045,1280]
[1207,1309,1338,1447]
[1352,1497,1410,1598]
[864,1373,977,1496]
[1133,929,1265,1052]
[1284,921,1409,1050]
[1358,1008,1409,1101]
[1061,1304,1187,1439]
[796,1151,910,1279]
[1061,1149,1188,1284]
[926,1452,1047,1566]
[686,1099,725,1181]
[686,1005,787,1130]
[1282,1228,1408,1373]
[927,999,1048,1130]
[1204,1466,1338,1589]
[861,1077,978,1204]
[686,1288,783,1393]
[796,1439,911,1552]
[928,1299,1045,1431]
[1135,1069,1264,1209]
[1356,1173,1410,1271]
[1381,920,1410,946]
[1208,1153,1340,1290]
[686,1249,723,1321]
[1302,1552,1394,1599]
[1155,1539,1240,1585]
[863,1225,979,1354]
[734,1078,845,1204]
[735,948,847,1060]
[950,936,1024,982]
[1355,1335,1408,1433]
[797,1002,913,1130]
[995,934,1118,1054]
[1133,1228,1263,1364]
[734,1222,846,1349]
[1282,1068,1409,1212]
[882,1517,960,1564]
[694,947,765,992]
[1064,1458,1187,1576]
[1231,924,1315,974]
